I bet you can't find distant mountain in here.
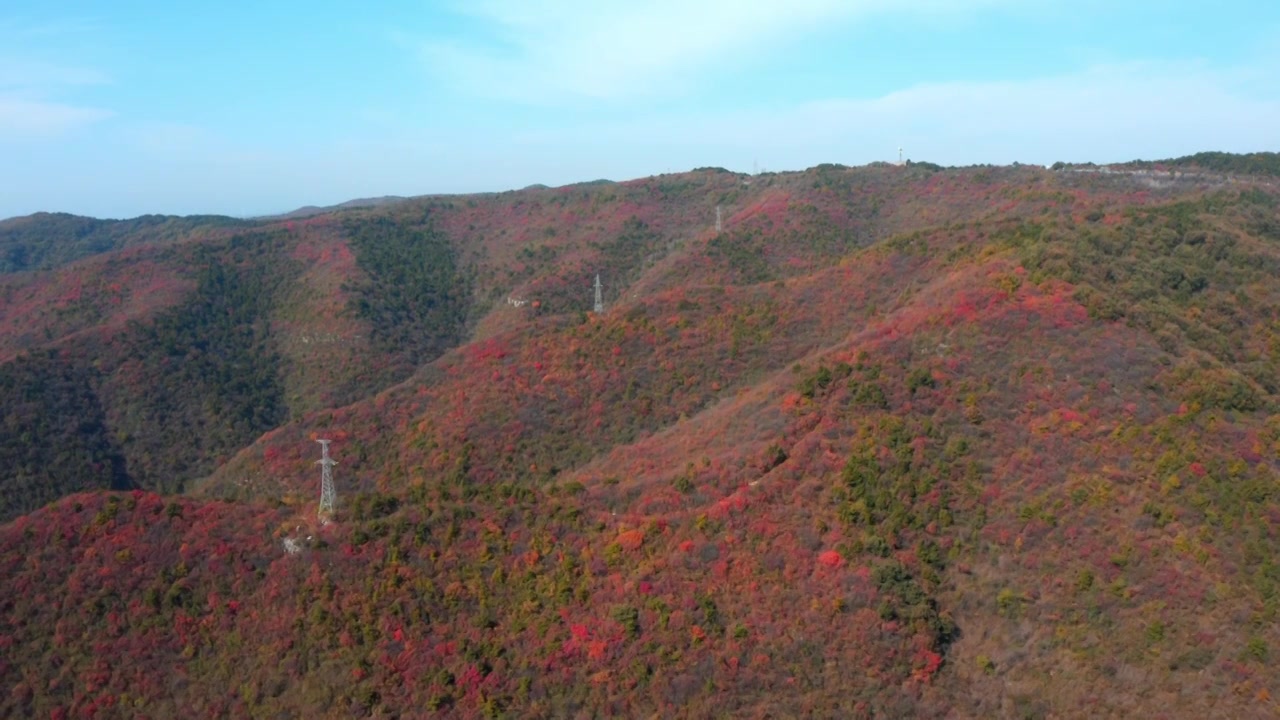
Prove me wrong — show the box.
[262,195,411,220]
[2,154,1280,718]
[0,212,251,274]
[1133,150,1280,177]
[1054,151,1280,179]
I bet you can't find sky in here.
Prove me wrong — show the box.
[1,0,1278,219]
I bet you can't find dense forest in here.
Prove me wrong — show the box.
[102,231,296,494]
[0,350,127,519]
[1132,151,1280,178]
[0,212,250,274]
[343,215,473,370]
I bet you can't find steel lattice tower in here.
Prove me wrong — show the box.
[316,439,337,522]
[593,273,604,314]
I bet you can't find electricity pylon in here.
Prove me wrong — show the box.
[316,439,337,522]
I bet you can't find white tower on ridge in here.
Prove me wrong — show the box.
[316,439,337,522]
[593,274,604,314]
[715,206,723,233]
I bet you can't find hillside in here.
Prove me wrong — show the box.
[2,155,1280,717]
[0,212,253,274]
[1113,151,1280,178]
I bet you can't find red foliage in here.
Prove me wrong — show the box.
[818,550,844,568]
[616,529,645,551]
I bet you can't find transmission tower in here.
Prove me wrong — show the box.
[593,273,604,314]
[316,439,337,522]
[715,205,723,233]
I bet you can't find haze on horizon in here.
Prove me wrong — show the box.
[2,0,1278,220]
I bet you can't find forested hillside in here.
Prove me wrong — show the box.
[0,212,251,274]
[2,154,1279,717]
[1119,151,1280,178]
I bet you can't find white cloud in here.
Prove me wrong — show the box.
[126,122,221,156]
[0,56,112,140]
[6,42,1274,220]
[0,96,112,138]
[0,57,109,89]
[496,57,1280,172]
[421,0,1016,102]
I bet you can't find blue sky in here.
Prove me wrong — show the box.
[2,0,1278,219]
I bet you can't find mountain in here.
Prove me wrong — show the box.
[262,196,413,221]
[0,212,253,274]
[2,154,1280,717]
[1110,150,1280,178]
